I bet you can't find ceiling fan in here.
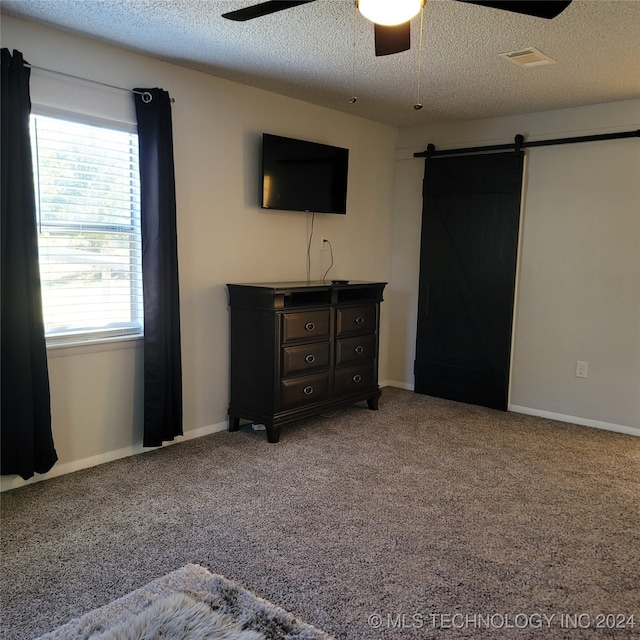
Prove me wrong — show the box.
[222,0,572,57]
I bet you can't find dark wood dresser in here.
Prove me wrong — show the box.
[227,280,386,442]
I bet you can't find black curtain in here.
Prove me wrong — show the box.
[1,48,58,480]
[134,88,183,447]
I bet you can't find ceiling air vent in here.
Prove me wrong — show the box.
[499,47,557,67]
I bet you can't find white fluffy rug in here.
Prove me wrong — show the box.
[93,592,263,640]
[36,564,333,640]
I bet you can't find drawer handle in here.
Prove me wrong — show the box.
[354,345,364,355]
[355,316,365,325]
[352,374,362,383]
[303,385,314,395]
[304,322,315,332]
[305,354,316,364]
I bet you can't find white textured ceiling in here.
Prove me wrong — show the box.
[2,0,640,128]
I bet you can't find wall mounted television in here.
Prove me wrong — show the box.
[261,133,349,214]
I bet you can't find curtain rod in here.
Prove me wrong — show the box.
[25,63,175,103]
[414,130,640,158]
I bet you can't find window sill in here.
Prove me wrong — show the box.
[46,334,143,358]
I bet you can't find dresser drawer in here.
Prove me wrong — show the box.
[282,310,330,343]
[336,304,376,337]
[282,342,330,377]
[335,334,376,367]
[281,373,329,409]
[335,364,375,396]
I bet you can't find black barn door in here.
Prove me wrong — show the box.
[414,151,524,410]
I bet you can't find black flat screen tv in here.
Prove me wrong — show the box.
[261,133,349,214]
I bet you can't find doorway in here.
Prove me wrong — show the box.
[414,151,524,410]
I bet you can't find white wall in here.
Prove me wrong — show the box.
[1,16,398,490]
[390,100,640,433]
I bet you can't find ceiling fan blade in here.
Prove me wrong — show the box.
[456,1,572,19]
[374,22,411,57]
[222,0,316,22]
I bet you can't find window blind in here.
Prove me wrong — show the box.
[30,114,143,344]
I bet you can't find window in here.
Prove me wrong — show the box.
[30,112,143,346]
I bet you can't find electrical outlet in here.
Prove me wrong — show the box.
[575,361,588,378]
[320,237,329,251]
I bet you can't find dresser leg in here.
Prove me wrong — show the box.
[265,423,280,443]
[367,396,379,411]
[229,416,241,432]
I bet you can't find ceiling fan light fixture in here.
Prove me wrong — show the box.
[357,0,424,26]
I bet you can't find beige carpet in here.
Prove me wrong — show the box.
[2,388,639,639]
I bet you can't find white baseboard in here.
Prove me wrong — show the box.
[180,421,228,441]
[509,404,639,437]
[7,398,634,493]
[382,384,638,437]
[1,420,228,493]
[382,380,414,391]
[3,384,412,491]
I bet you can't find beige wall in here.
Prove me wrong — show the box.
[390,100,640,433]
[1,16,397,490]
[2,16,638,491]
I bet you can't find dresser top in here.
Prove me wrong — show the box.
[227,280,385,290]
[227,280,386,309]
